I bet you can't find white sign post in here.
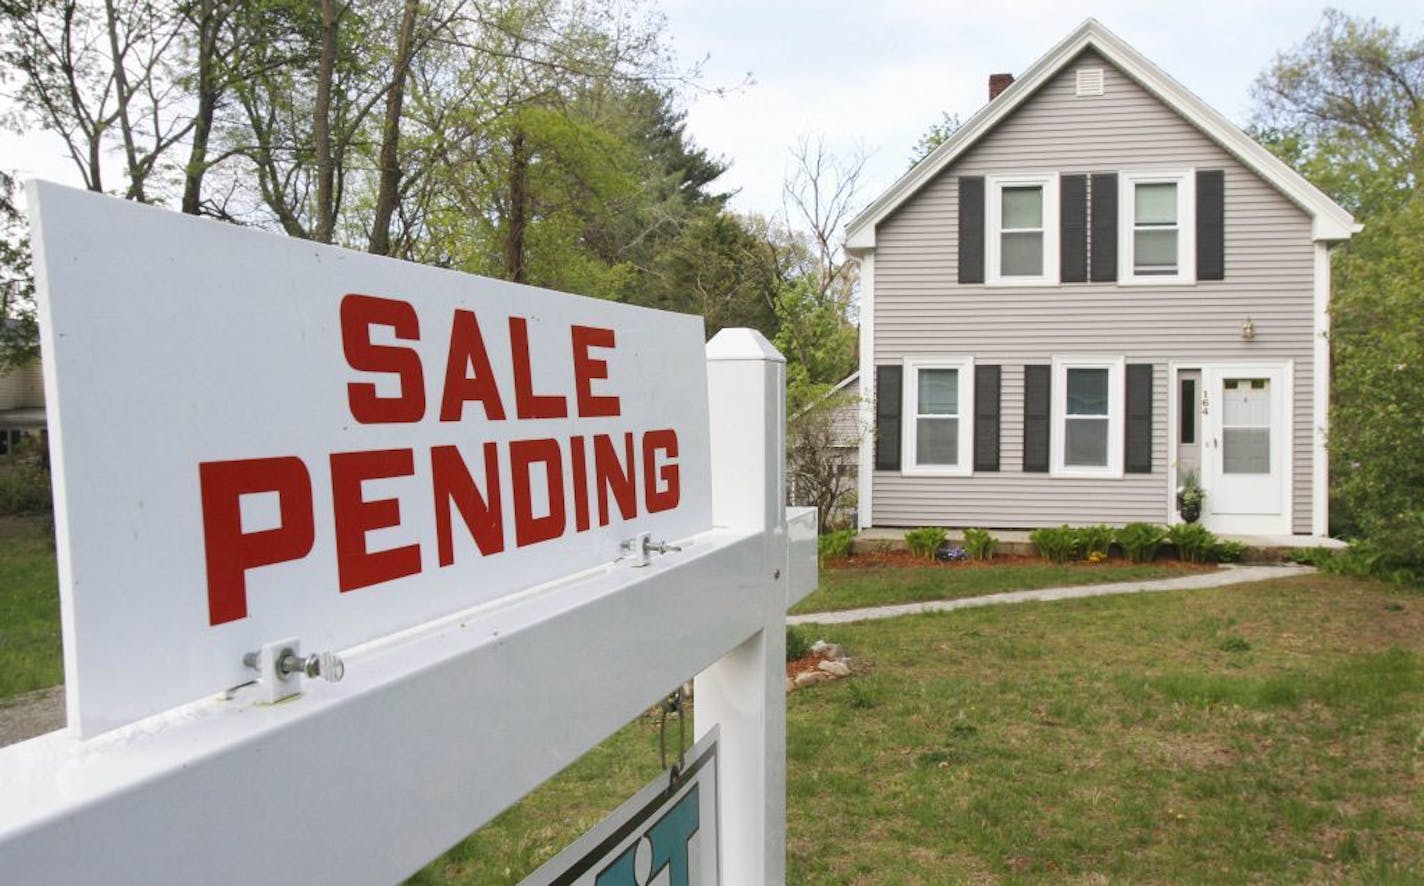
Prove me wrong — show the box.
[0,184,815,883]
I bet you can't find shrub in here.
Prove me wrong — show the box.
[786,625,813,662]
[961,528,998,561]
[1287,547,1336,568]
[1168,522,1217,563]
[904,527,947,560]
[1117,522,1167,563]
[1030,525,1079,564]
[1212,540,1249,563]
[0,462,51,516]
[1075,524,1114,559]
[817,528,855,562]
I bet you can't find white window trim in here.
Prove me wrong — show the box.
[901,357,975,477]
[1119,169,1196,286]
[1050,356,1125,478]
[986,173,1059,287]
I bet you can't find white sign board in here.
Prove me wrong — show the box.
[522,732,719,886]
[29,183,713,736]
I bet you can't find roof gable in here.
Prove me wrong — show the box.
[845,19,1359,252]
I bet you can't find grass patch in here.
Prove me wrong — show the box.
[0,516,61,701]
[791,561,1206,614]
[416,574,1423,883]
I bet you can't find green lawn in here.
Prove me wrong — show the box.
[0,516,61,701]
[417,573,1423,883]
[791,559,1209,614]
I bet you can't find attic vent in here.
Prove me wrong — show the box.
[1076,67,1105,96]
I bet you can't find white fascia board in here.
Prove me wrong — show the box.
[844,18,1359,251]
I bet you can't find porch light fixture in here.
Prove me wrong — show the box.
[1241,317,1256,341]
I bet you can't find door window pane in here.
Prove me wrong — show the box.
[1222,378,1270,474]
[918,369,958,414]
[1067,368,1109,416]
[916,418,959,465]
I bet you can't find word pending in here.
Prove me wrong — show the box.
[199,294,682,627]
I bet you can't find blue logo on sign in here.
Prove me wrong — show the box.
[595,784,700,886]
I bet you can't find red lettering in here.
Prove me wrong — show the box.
[509,316,568,419]
[570,325,620,417]
[431,443,504,566]
[439,309,507,422]
[199,457,315,626]
[341,294,425,423]
[643,429,680,513]
[570,435,591,532]
[594,432,637,526]
[510,438,566,547]
[330,449,421,592]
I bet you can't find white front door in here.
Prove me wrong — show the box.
[1200,364,1289,534]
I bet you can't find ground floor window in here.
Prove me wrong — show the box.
[901,357,974,475]
[1051,357,1123,477]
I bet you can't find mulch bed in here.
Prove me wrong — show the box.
[785,649,843,683]
[822,550,1218,571]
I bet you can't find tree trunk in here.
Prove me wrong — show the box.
[182,0,220,215]
[367,0,419,255]
[503,129,529,283]
[313,0,340,243]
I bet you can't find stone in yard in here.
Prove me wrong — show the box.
[818,660,851,677]
[794,671,831,688]
[819,643,847,661]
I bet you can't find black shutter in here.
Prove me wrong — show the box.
[874,365,902,471]
[1023,365,1051,473]
[1089,173,1117,282]
[973,365,1001,472]
[1060,174,1088,283]
[958,176,985,284]
[1196,169,1225,281]
[1125,364,1153,474]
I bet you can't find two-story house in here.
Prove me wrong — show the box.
[847,19,1358,538]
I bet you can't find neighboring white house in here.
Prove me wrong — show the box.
[846,19,1358,538]
[0,351,45,456]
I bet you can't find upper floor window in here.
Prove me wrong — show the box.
[1119,171,1195,285]
[986,174,1059,286]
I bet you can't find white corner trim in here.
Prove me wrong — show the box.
[1313,243,1331,536]
[856,251,875,529]
[842,19,1358,253]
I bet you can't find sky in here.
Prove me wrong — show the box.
[658,0,1422,222]
[2,2,1418,224]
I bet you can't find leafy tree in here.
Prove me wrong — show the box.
[1253,9,1424,579]
[909,111,961,166]
[0,172,36,372]
[1250,8,1423,217]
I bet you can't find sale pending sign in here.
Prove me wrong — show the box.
[29,183,712,736]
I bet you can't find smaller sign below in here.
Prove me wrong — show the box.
[522,730,719,886]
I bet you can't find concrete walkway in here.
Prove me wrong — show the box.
[788,563,1316,626]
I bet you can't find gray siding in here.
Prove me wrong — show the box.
[871,51,1317,532]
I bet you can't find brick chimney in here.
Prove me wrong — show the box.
[989,73,1015,100]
